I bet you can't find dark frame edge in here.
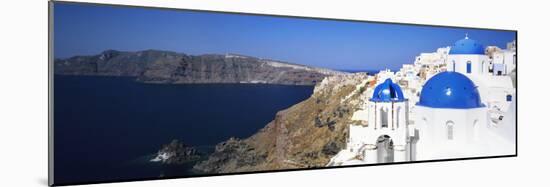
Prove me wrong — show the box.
[48,1,55,186]
[514,31,518,157]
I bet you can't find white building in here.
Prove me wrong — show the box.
[446,35,516,77]
[445,36,515,126]
[414,71,489,160]
[489,41,516,76]
[414,47,450,80]
[328,36,516,166]
[395,64,421,120]
[446,35,491,77]
[414,47,450,69]
[375,69,395,84]
[329,79,414,165]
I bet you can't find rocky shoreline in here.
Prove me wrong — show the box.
[150,140,202,164]
[192,137,268,173]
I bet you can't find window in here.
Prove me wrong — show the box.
[446,121,454,140]
[506,94,512,102]
[466,61,472,73]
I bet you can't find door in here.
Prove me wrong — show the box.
[376,135,394,163]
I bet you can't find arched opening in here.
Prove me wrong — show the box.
[446,121,454,140]
[380,107,388,128]
[466,61,472,74]
[420,117,428,137]
[396,106,401,129]
[376,135,394,163]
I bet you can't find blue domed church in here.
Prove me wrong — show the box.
[446,35,490,77]
[414,71,489,159]
[342,79,413,164]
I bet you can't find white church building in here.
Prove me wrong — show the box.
[328,36,516,166]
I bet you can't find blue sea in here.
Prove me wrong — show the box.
[53,75,313,184]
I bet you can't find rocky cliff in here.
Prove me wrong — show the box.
[193,73,369,173]
[54,50,345,85]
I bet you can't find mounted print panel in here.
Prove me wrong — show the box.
[49,1,517,186]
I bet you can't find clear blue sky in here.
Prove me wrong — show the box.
[53,2,516,71]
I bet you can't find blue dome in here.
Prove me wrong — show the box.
[417,72,484,109]
[370,79,405,102]
[449,37,485,55]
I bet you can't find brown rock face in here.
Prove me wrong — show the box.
[193,74,368,173]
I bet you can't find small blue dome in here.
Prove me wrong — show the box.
[370,79,405,102]
[449,37,485,55]
[417,72,484,109]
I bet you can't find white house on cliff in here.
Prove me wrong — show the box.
[328,36,516,166]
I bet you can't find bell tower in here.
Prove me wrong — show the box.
[360,79,412,163]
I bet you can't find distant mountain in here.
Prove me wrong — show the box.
[54,50,347,85]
